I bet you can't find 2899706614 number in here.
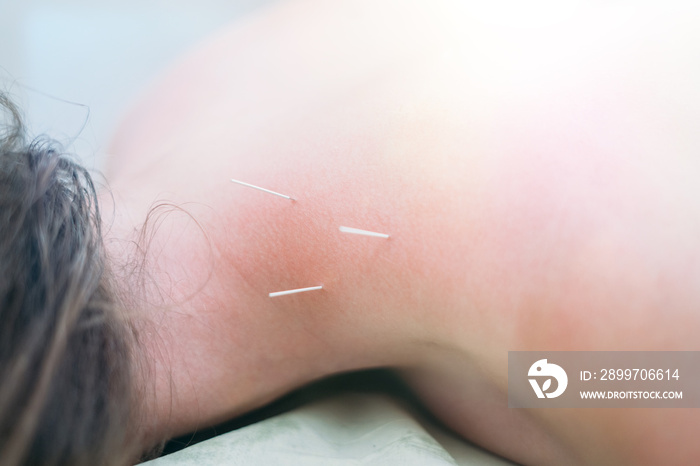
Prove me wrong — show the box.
[600,369,679,381]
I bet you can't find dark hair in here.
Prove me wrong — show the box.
[0,93,138,465]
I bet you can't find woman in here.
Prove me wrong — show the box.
[3,0,700,464]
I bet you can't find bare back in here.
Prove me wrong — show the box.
[104,1,700,464]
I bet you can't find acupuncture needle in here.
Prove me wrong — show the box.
[269,285,323,298]
[231,178,295,201]
[339,226,390,239]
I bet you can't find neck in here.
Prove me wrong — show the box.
[99,185,419,447]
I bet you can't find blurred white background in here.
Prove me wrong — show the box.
[0,0,276,170]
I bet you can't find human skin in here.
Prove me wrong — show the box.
[100,1,700,464]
